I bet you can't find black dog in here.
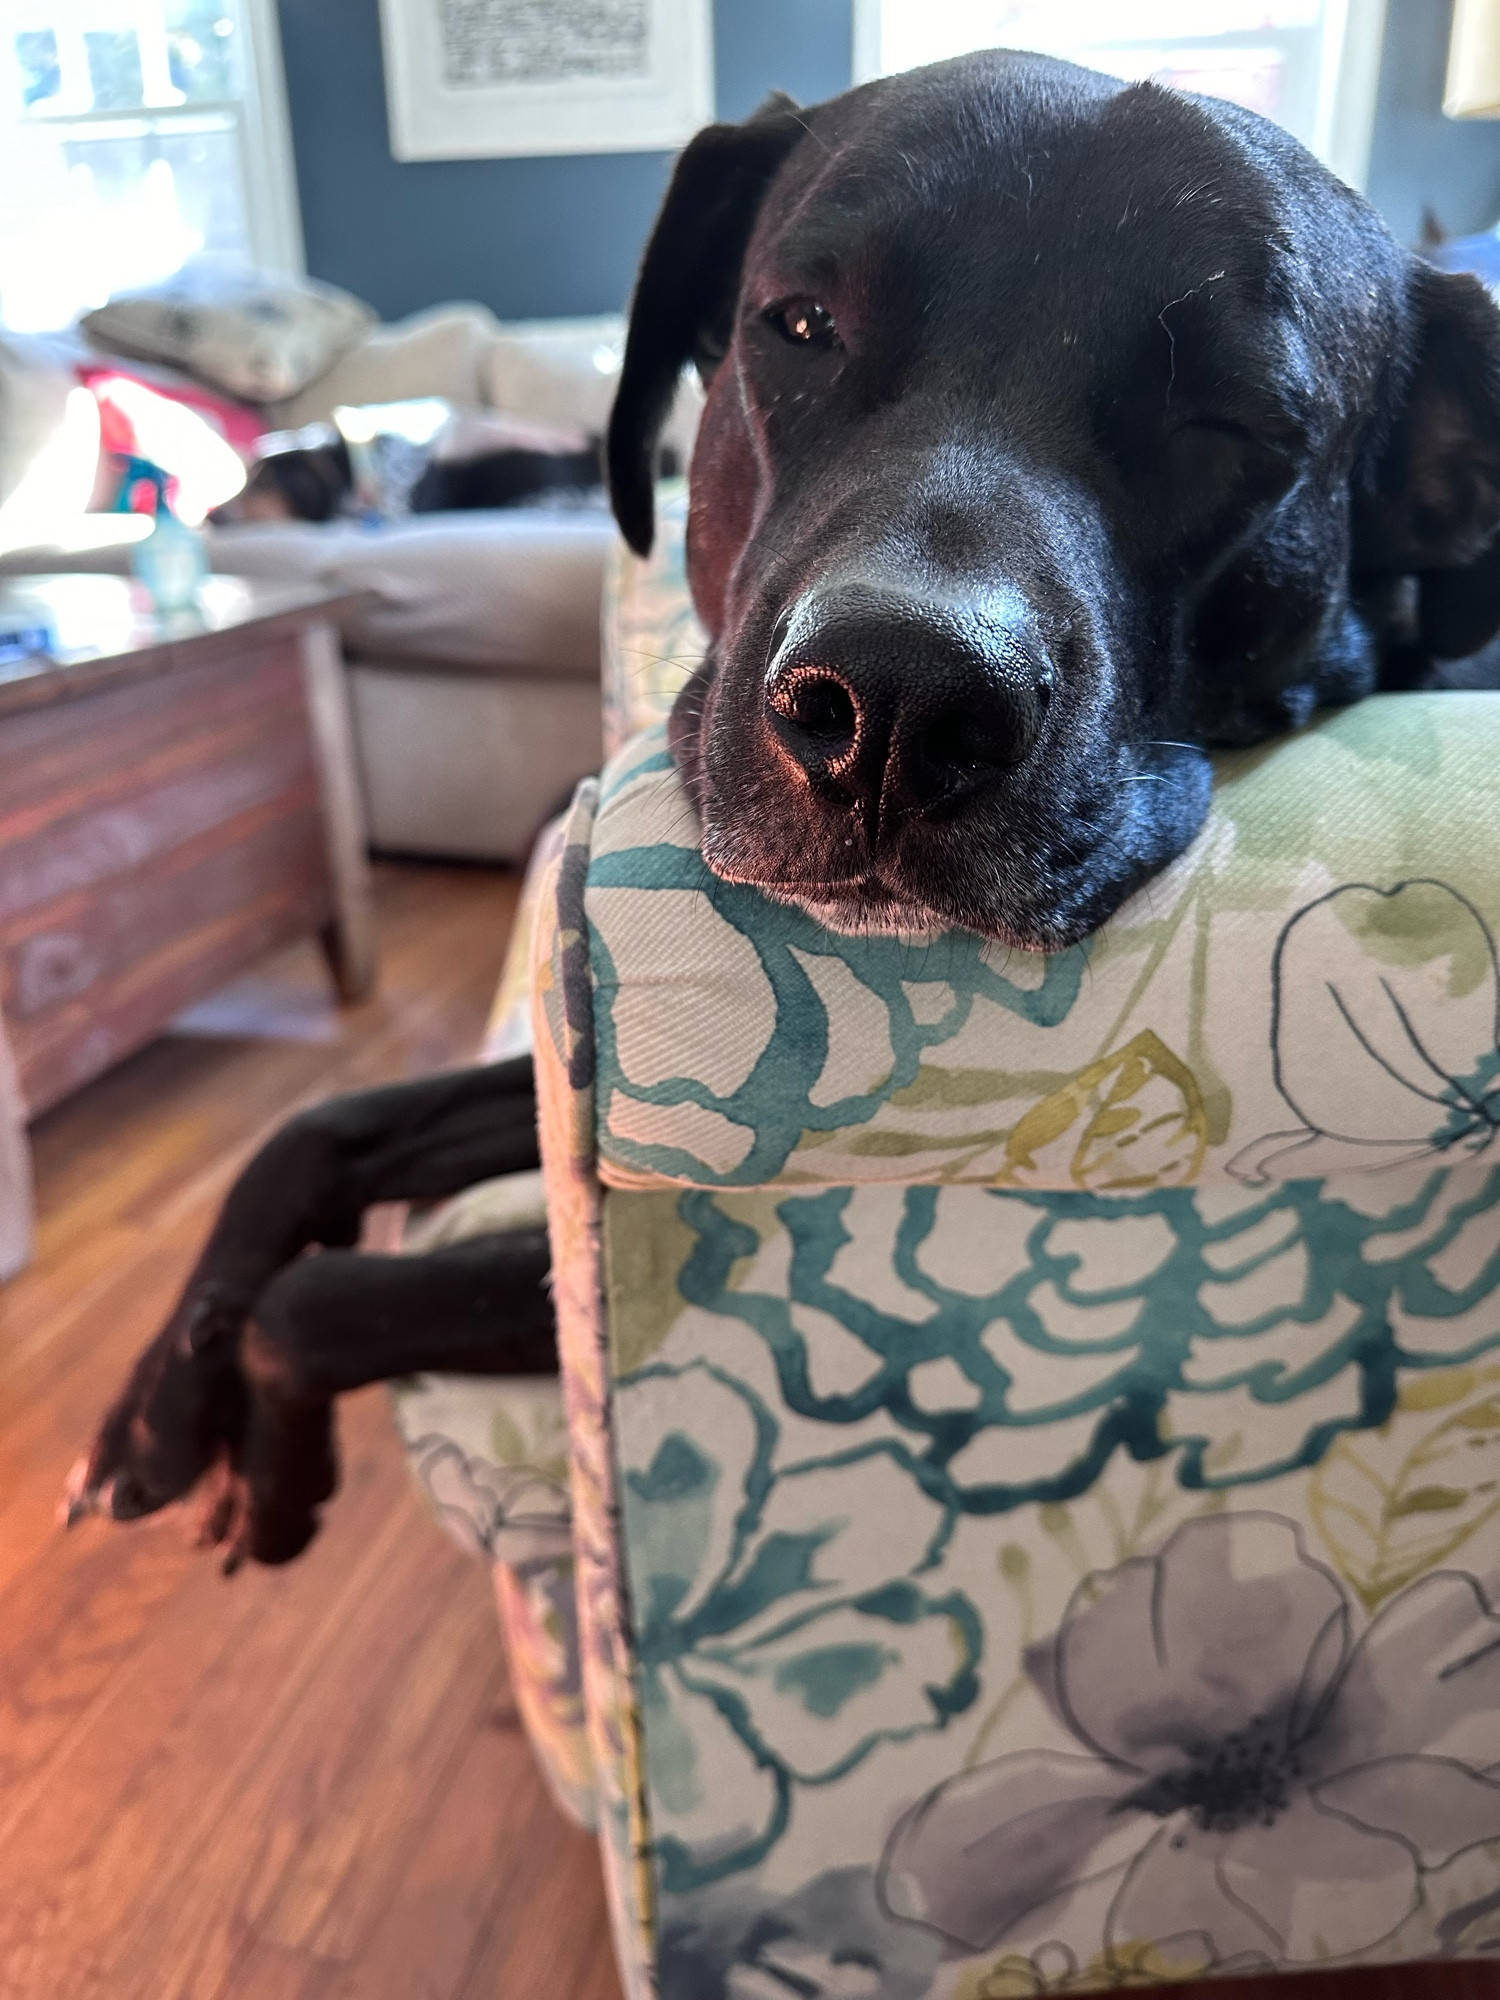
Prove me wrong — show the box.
[68,51,1500,1568]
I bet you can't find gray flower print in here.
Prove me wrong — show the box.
[879,1512,1500,1969]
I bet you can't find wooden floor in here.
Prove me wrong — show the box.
[3,860,1500,2000]
[0,862,621,2000]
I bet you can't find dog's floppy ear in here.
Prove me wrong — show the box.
[608,93,807,555]
[1355,262,1500,655]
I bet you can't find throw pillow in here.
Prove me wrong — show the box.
[81,259,375,403]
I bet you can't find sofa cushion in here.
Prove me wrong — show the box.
[82,261,375,403]
[268,304,502,429]
[349,667,601,858]
[200,511,614,678]
[584,699,1500,1192]
[480,315,624,431]
[531,698,1500,1999]
[481,313,702,468]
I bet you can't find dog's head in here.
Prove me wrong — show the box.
[608,52,1500,948]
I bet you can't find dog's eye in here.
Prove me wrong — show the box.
[767,299,840,349]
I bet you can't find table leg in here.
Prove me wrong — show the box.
[0,1012,34,1280]
[299,620,378,1004]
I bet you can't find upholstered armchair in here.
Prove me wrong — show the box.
[402,485,1500,1999]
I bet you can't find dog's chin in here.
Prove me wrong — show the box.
[697,847,1089,952]
[771,882,948,941]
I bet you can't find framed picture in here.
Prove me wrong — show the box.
[378,0,713,161]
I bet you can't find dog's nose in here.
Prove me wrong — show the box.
[763,581,1052,816]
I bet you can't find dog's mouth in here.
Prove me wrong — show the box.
[687,745,1216,951]
[701,856,949,939]
[695,832,1106,950]
[671,616,1217,953]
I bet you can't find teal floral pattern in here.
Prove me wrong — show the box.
[584,700,1500,1194]
[591,1159,1500,1995]
[529,497,1500,1997]
[659,1170,1500,1500]
[619,1360,981,1890]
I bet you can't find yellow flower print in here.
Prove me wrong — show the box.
[1003,1031,1208,1191]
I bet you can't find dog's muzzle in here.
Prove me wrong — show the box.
[762,578,1054,832]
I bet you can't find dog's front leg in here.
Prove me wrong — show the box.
[69,1057,544,1530]
[213,1228,556,1571]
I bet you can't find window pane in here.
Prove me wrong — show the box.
[65,115,247,251]
[84,29,145,111]
[15,29,61,109]
[10,1,241,117]
[878,0,1322,71]
[0,111,249,329]
[1077,42,1291,119]
[163,1,240,103]
[0,3,253,329]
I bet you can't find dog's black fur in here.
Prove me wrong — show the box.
[70,52,1500,1566]
[612,56,1500,945]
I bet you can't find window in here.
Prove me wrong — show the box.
[854,0,1390,191]
[0,0,302,331]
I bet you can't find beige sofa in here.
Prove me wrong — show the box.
[0,306,698,862]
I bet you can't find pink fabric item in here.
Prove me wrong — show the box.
[77,361,266,459]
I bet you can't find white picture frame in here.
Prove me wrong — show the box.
[378,0,713,161]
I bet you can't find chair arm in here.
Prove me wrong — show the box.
[575,700,1500,1195]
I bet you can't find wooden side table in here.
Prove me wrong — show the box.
[0,573,379,1277]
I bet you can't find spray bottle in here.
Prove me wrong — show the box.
[114,454,209,613]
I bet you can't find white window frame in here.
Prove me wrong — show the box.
[851,0,1390,192]
[3,0,304,276]
[237,0,305,274]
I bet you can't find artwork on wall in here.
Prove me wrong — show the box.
[378,0,713,160]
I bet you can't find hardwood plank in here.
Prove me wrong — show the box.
[0,879,518,1607]
[258,1586,506,1962]
[13,1415,445,2000]
[1205,1969,1500,2000]
[11,856,330,1114]
[0,996,31,1281]
[315,1696,545,2000]
[0,618,378,1149]
[0,861,619,2000]
[0,644,310,856]
[3,865,511,1310]
[203,1939,333,2000]
[458,1768,618,2000]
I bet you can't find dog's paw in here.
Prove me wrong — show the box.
[189,1455,259,1575]
[64,1307,249,1534]
[232,1323,341,1568]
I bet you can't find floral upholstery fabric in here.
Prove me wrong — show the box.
[390,817,596,1828]
[528,493,1500,1997]
[600,480,706,757]
[388,494,704,1834]
[588,708,1500,1194]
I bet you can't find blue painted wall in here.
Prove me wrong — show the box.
[275,0,856,321]
[277,0,1500,324]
